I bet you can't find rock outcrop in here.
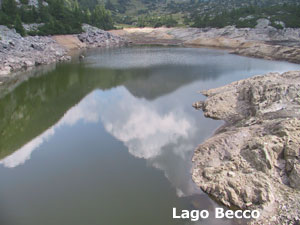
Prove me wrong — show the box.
[192,71,300,225]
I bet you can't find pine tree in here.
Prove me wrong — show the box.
[2,0,17,23]
[14,15,26,36]
[105,0,115,11]
[85,9,91,24]
[0,11,11,25]
[38,0,51,22]
[91,5,114,30]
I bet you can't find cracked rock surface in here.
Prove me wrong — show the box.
[192,71,300,225]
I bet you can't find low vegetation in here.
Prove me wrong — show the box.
[136,15,177,28]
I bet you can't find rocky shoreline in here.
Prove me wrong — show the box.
[2,25,300,81]
[111,26,300,64]
[0,24,126,79]
[192,71,300,225]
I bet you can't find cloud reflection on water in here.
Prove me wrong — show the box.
[102,97,192,159]
[0,86,200,197]
[0,93,102,168]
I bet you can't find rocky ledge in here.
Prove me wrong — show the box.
[192,71,300,225]
[0,24,126,78]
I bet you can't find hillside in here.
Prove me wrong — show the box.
[0,0,114,35]
[0,0,300,35]
[91,0,300,28]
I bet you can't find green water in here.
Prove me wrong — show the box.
[1,47,300,225]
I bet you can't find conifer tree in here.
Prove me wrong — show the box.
[14,15,26,36]
[2,0,17,22]
[91,5,114,30]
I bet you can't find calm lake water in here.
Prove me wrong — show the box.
[1,47,300,225]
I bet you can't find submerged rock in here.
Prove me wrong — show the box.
[192,71,300,225]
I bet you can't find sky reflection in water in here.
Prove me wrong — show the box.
[0,85,204,198]
[1,47,300,225]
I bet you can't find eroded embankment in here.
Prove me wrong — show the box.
[111,26,300,64]
[192,71,300,225]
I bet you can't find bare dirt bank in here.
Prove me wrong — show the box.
[52,35,86,50]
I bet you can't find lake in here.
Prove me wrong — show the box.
[1,47,300,225]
